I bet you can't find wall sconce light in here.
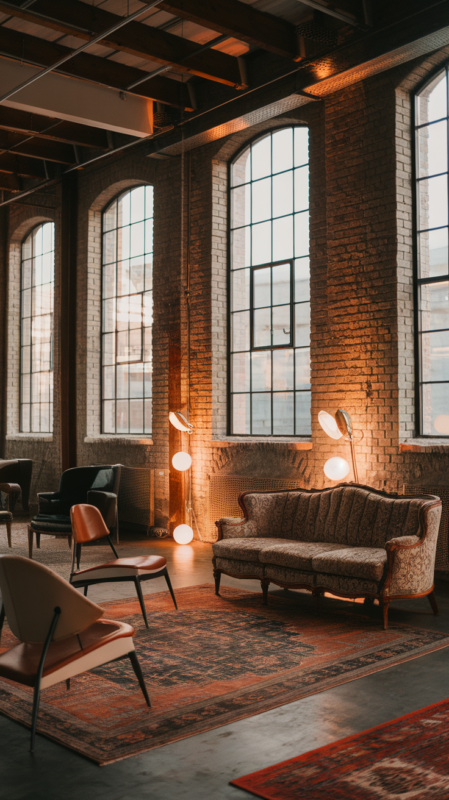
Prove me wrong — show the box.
[319,408,359,482]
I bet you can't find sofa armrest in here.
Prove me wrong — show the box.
[87,490,117,529]
[384,503,441,596]
[215,517,258,540]
[38,491,62,515]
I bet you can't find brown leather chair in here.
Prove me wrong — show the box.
[0,458,33,513]
[70,504,177,628]
[0,554,150,752]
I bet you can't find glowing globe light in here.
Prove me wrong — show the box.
[324,457,350,481]
[172,451,192,471]
[173,524,194,544]
[434,415,449,434]
[318,410,343,440]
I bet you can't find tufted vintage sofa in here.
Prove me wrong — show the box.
[213,484,442,629]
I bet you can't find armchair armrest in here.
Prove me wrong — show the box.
[215,517,258,540]
[87,490,117,529]
[38,491,62,515]
[0,483,21,513]
[384,503,441,597]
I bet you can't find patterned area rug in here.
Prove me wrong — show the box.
[231,700,449,799]
[1,584,449,765]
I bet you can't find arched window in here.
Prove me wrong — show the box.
[20,222,54,433]
[229,127,310,436]
[101,185,153,435]
[415,69,449,436]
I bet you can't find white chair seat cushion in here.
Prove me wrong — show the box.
[73,555,167,581]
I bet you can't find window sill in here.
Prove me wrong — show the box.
[6,433,53,442]
[399,439,449,453]
[84,435,153,445]
[212,436,312,449]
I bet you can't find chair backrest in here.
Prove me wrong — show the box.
[0,460,20,482]
[0,555,104,643]
[58,465,120,509]
[71,503,110,544]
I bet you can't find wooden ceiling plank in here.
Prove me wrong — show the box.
[0,0,246,88]
[157,0,301,60]
[0,25,193,110]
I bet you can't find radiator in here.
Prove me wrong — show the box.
[208,475,303,539]
[403,484,449,570]
[118,466,155,534]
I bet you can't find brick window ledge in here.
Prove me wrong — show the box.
[84,435,153,445]
[212,437,312,449]
[400,439,449,453]
[6,433,53,442]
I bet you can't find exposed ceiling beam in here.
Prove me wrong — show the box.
[297,0,366,27]
[157,0,302,60]
[0,131,75,163]
[0,106,110,149]
[0,26,193,110]
[0,152,47,178]
[0,0,246,88]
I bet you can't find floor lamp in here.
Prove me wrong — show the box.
[318,409,359,483]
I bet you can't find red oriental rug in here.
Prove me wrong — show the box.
[0,585,449,765]
[231,699,449,799]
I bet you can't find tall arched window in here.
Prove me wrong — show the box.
[20,222,54,433]
[101,185,153,435]
[415,69,449,435]
[229,127,310,436]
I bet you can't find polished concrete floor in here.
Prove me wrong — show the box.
[1,523,449,799]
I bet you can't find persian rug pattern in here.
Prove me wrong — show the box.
[0,585,449,765]
[231,699,449,799]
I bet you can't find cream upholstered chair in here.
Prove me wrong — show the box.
[0,555,150,752]
[70,504,177,628]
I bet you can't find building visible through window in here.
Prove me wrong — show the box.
[101,185,153,435]
[415,69,449,435]
[229,127,311,435]
[20,222,54,433]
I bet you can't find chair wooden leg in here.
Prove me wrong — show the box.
[134,578,149,628]
[128,650,151,707]
[27,526,33,559]
[427,590,439,616]
[66,679,71,691]
[35,532,40,549]
[214,569,221,596]
[67,535,72,549]
[163,568,178,610]
[6,521,11,548]
[261,579,269,605]
[382,599,390,630]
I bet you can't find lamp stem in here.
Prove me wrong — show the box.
[349,436,358,482]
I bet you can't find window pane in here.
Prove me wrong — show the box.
[103,231,116,264]
[252,350,271,391]
[295,302,311,347]
[103,400,115,433]
[21,373,30,403]
[419,282,449,331]
[21,404,30,432]
[272,171,293,218]
[252,177,271,223]
[130,185,145,223]
[130,221,144,258]
[144,327,152,361]
[231,269,250,312]
[231,183,250,228]
[252,393,271,434]
[252,135,271,180]
[272,305,291,346]
[232,394,250,434]
[103,263,116,298]
[143,291,152,327]
[272,262,290,306]
[116,399,128,433]
[295,348,311,390]
[145,254,153,290]
[273,216,293,261]
[417,120,448,178]
[296,391,311,435]
[117,330,129,362]
[253,267,271,308]
[117,296,128,331]
[102,333,115,366]
[421,381,449,435]
[417,71,447,126]
[231,226,251,270]
[253,308,271,347]
[418,175,448,230]
[418,228,448,279]
[421,329,449,381]
[130,256,144,293]
[103,200,117,232]
[273,349,293,390]
[118,226,130,260]
[103,366,115,399]
[294,166,309,212]
[295,212,309,257]
[231,147,250,187]
[295,258,310,301]
[273,392,294,434]
[116,365,129,398]
[129,294,142,329]
[118,191,130,227]
[232,310,250,351]
[272,129,293,174]
[252,221,271,266]
[232,352,250,392]
[129,363,143,397]
[294,127,309,166]
[102,299,115,333]
[129,328,142,361]
[130,399,143,433]
[144,364,152,397]
[22,259,32,289]
[144,399,152,433]
[117,260,129,296]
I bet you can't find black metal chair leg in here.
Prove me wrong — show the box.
[30,679,42,753]
[134,578,149,628]
[163,568,177,610]
[128,650,151,707]
[83,585,88,597]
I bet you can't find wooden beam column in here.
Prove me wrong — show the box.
[60,173,78,471]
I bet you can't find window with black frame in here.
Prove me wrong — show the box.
[229,127,311,435]
[20,222,54,433]
[101,185,153,435]
[415,68,449,435]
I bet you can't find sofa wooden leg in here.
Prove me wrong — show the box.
[382,599,389,630]
[214,569,221,596]
[427,590,439,616]
[6,521,11,548]
[261,579,269,605]
[27,525,33,559]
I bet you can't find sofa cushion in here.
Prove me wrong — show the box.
[212,538,286,562]
[313,572,379,596]
[214,556,264,579]
[312,547,388,583]
[258,542,343,571]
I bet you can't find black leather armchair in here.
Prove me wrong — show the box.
[0,459,33,513]
[28,465,122,558]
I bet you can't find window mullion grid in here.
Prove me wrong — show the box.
[292,139,296,434]
[250,143,253,435]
